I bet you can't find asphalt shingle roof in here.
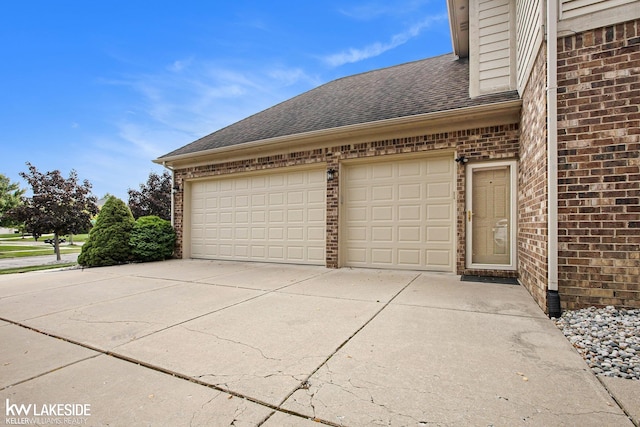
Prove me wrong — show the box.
[159,53,519,159]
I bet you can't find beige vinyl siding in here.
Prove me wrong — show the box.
[558,0,640,34]
[471,0,517,96]
[516,0,543,93]
[560,0,637,19]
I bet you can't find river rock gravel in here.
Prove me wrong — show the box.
[554,306,640,380]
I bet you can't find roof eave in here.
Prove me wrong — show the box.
[154,98,521,168]
[447,0,470,58]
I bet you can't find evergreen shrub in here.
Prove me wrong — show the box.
[77,196,135,267]
[129,215,175,262]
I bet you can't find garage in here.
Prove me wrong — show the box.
[189,168,326,265]
[342,156,455,271]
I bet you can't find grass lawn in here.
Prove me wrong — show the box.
[0,234,88,274]
[0,233,89,243]
[0,233,84,262]
[0,246,82,259]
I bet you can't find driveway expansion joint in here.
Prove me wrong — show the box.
[0,316,345,426]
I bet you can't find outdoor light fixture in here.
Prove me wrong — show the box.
[172,183,181,193]
[455,155,469,164]
[327,168,337,181]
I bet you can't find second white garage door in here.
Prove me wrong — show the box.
[190,168,326,265]
[342,156,455,271]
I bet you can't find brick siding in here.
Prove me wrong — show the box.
[172,124,520,273]
[556,19,640,309]
[519,45,549,311]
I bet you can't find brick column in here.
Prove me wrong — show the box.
[325,159,340,268]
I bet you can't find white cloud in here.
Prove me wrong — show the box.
[322,14,447,67]
[168,57,193,73]
[339,0,432,20]
[267,67,321,87]
[97,57,319,169]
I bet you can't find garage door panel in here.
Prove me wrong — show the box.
[426,250,451,266]
[308,227,325,241]
[268,228,284,239]
[251,176,267,189]
[398,161,422,177]
[308,247,325,262]
[252,194,266,206]
[398,249,421,266]
[426,204,452,220]
[235,227,249,240]
[251,246,265,257]
[288,209,304,222]
[269,193,284,205]
[372,249,393,264]
[372,186,393,201]
[287,246,304,261]
[399,183,421,200]
[288,191,304,204]
[268,247,284,259]
[398,226,421,242]
[373,164,393,179]
[427,226,451,242]
[398,205,421,221]
[372,226,393,242]
[288,227,304,240]
[428,182,452,198]
[190,168,325,265]
[288,172,305,185]
[251,227,265,239]
[308,189,325,203]
[269,175,285,187]
[343,157,454,271]
[347,187,368,202]
[308,209,325,223]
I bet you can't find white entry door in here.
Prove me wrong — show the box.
[466,161,517,270]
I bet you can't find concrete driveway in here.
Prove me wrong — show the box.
[0,260,634,426]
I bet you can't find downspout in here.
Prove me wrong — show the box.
[162,162,175,227]
[546,0,561,317]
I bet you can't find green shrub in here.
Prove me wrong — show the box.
[129,215,175,262]
[78,196,135,267]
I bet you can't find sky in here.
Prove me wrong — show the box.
[0,0,453,200]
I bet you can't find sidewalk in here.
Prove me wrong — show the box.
[0,253,79,269]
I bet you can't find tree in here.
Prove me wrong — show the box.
[78,196,135,267]
[129,215,176,262]
[0,174,25,228]
[128,171,171,220]
[6,163,98,260]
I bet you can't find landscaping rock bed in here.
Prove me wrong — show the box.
[555,306,640,380]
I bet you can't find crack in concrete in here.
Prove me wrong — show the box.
[179,325,282,362]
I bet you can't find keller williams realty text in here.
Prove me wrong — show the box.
[5,399,91,420]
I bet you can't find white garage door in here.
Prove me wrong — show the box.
[342,156,455,271]
[190,168,326,265]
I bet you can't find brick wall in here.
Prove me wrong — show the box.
[172,123,520,272]
[518,45,549,311]
[557,19,640,309]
